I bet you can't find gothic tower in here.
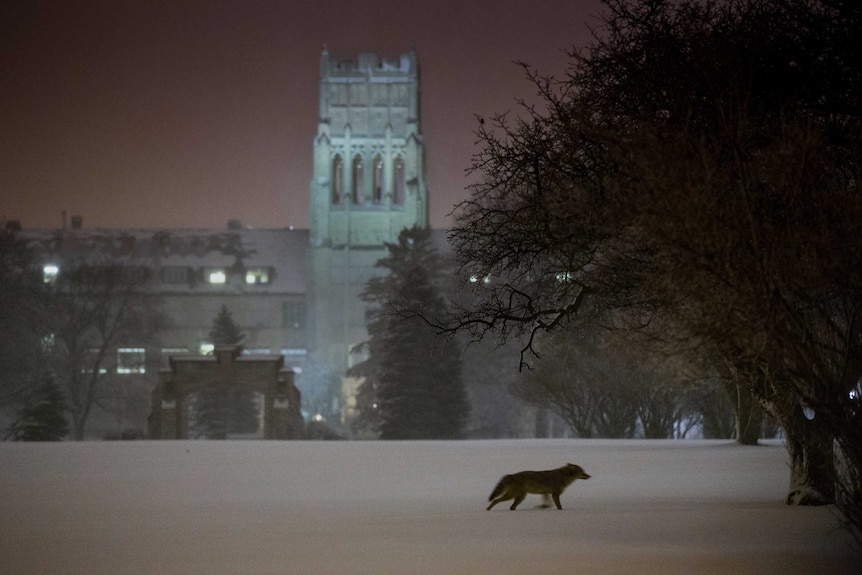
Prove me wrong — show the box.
[307,49,428,416]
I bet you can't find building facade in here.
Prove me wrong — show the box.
[15,50,430,437]
[307,50,429,407]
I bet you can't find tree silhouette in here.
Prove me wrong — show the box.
[350,226,469,439]
[7,376,69,441]
[193,305,258,438]
[438,0,861,535]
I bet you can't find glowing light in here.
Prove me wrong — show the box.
[43,264,59,283]
[207,270,226,284]
[117,347,146,374]
[245,268,270,284]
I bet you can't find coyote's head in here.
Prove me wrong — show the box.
[565,463,591,480]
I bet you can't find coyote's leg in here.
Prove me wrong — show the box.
[509,494,526,510]
[551,493,563,509]
[487,494,511,510]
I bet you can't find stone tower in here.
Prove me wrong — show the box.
[307,49,429,415]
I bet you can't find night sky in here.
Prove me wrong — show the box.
[2,0,603,231]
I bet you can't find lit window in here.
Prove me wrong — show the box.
[245,268,270,284]
[41,334,55,351]
[200,343,214,355]
[206,269,227,284]
[161,347,188,355]
[117,348,146,374]
[281,348,307,357]
[43,264,59,283]
[83,349,109,374]
[555,271,574,283]
[243,348,272,355]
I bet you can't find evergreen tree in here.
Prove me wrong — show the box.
[8,376,69,441]
[193,304,258,438]
[209,304,245,346]
[0,225,48,411]
[351,226,469,439]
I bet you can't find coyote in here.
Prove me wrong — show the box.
[486,463,590,510]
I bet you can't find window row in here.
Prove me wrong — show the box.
[331,154,405,205]
[107,345,310,374]
[43,264,275,286]
[163,266,273,286]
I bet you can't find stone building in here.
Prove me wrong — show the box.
[308,49,428,383]
[16,50,432,438]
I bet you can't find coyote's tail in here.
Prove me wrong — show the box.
[488,478,505,502]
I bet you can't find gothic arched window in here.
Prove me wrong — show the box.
[352,155,364,205]
[372,154,384,204]
[331,155,343,204]
[393,156,405,205]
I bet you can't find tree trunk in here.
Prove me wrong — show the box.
[534,407,550,438]
[734,382,764,446]
[72,415,86,441]
[782,407,836,506]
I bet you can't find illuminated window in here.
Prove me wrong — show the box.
[83,348,108,374]
[161,347,188,355]
[206,269,227,284]
[41,334,55,351]
[200,343,214,355]
[281,348,307,357]
[245,268,270,285]
[117,348,146,374]
[393,156,405,205]
[352,155,364,204]
[372,154,384,204]
[332,155,343,204]
[243,348,271,355]
[43,264,59,283]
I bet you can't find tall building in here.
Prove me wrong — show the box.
[307,50,429,391]
[13,50,431,437]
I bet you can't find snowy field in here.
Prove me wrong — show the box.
[0,439,856,574]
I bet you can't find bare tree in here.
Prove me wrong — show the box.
[433,0,861,535]
[45,262,161,440]
[461,337,535,438]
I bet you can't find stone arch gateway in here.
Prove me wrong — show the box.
[148,345,305,439]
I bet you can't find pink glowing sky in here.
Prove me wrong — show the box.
[1,0,604,230]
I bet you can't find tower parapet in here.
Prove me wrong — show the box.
[310,49,427,248]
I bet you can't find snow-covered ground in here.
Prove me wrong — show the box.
[0,439,856,574]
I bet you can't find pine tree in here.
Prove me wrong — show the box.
[8,376,69,441]
[193,304,258,438]
[209,304,245,346]
[351,226,469,439]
